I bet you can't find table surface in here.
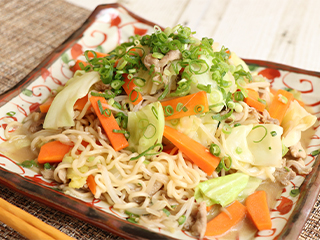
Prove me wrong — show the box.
[1,0,320,239]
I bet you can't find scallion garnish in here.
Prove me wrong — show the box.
[209,144,221,157]
[251,125,268,143]
[270,131,277,137]
[290,189,300,197]
[178,215,186,225]
[130,143,163,160]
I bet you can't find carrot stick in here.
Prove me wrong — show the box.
[86,175,97,195]
[70,60,88,73]
[161,91,209,120]
[244,88,266,112]
[74,95,89,111]
[89,96,129,151]
[87,51,108,58]
[163,125,220,175]
[38,141,72,164]
[205,200,247,236]
[122,74,143,105]
[270,88,304,107]
[245,191,272,231]
[268,89,294,124]
[39,97,54,113]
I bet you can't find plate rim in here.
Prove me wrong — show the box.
[0,3,320,240]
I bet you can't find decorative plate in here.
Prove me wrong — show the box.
[0,4,319,240]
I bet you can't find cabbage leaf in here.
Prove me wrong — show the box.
[195,173,249,207]
[127,102,164,154]
[282,100,317,147]
[43,71,100,129]
[247,124,283,167]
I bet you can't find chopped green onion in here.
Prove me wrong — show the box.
[164,105,174,116]
[234,91,244,102]
[97,100,111,117]
[129,90,139,103]
[234,103,243,113]
[235,147,242,154]
[176,103,183,112]
[162,208,171,217]
[290,189,300,197]
[152,52,164,59]
[143,124,156,139]
[143,160,151,165]
[151,106,158,120]
[270,131,277,137]
[130,143,163,160]
[279,94,288,104]
[125,210,140,218]
[18,160,38,168]
[170,119,179,126]
[6,111,16,117]
[127,218,138,224]
[194,105,204,114]
[212,109,233,121]
[234,123,241,127]
[158,84,170,100]
[182,106,188,112]
[209,144,221,157]
[227,101,235,109]
[216,155,232,172]
[252,125,268,143]
[44,163,51,169]
[258,98,266,105]
[311,149,320,156]
[133,77,146,87]
[197,84,211,93]
[222,123,232,134]
[284,167,290,172]
[178,215,186,225]
[111,80,125,90]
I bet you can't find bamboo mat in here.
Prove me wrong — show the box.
[0,0,319,239]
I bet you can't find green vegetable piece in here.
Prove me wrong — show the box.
[311,149,320,156]
[43,71,100,129]
[237,177,262,201]
[61,52,70,64]
[22,89,33,97]
[178,215,186,225]
[127,102,165,155]
[290,189,300,197]
[194,173,249,207]
[44,163,51,169]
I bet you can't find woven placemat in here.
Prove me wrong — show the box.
[0,0,319,239]
[0,0,123,239]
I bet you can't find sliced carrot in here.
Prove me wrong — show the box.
[163,125,220,175]
[268,89,294,124]
[270,88,304,107]
[205,200,247,236]
[161,91,209,120]
[89,96,129,151]
[86,174,97,195]
[87,51,108,58]
[74,95,89,111]
[122,74,143,105]
[71,60,88,73]
[39,97,54,113]
[38,141,72,164]
[244,88,266,112]
[245,191,272,231]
